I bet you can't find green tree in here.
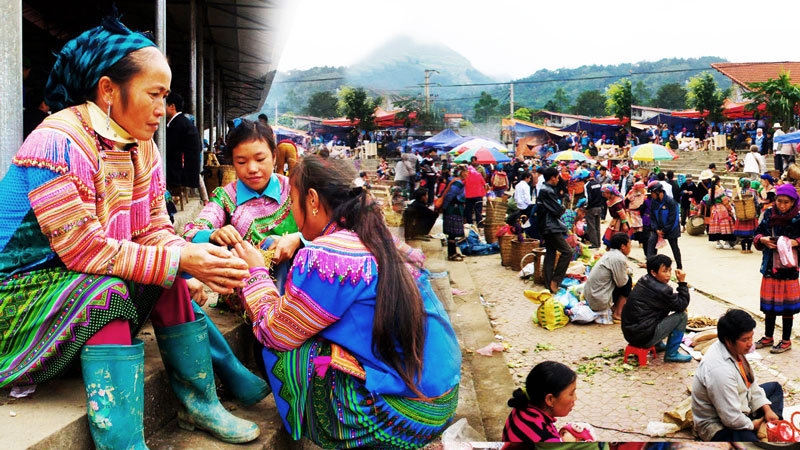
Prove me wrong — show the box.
[277,113,295,127]
[543,99,559,111]
[744,72,800,130]
[687,72,725,122]
[632,80,652,105]
[473,91,500,122]
[338,87,381,131]
[571,90,607,116]
[652,83,687,110]
[605,79,632,121]
[552,88,571,113]
[392,96,443,131]
[513,107,533,121]
[303,91,339,118]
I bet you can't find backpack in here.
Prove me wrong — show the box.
[434,178,458,211]
[492,171,508,188]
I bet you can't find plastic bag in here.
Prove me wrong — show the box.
[553,289,579,309]
[656,236,667,249]
[441,418,483,449]
[567,302,597,324]
[524,289,552,304]
[475,342,504,356]
[535,298,570,331]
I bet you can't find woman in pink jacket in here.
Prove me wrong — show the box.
[464,162,488,227]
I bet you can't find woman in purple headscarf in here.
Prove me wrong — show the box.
[753,184,800,353]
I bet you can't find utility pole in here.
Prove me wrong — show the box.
[510,83,516,154]
[423,69,438,115]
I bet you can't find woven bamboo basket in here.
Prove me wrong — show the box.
[511,238,540,272]
[732,194,757,220]
[532,248,548,285]
[485,198,508,225]
[203,167,221,194]
[221,165,237,186]
[484,224,501,244]
[686,215,705,236]
[499,234,514,266]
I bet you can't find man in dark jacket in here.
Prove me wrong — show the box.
[647,181,683,269]
[621,254,692,362]
[166,93,205,200]
[536,167,573,293]
[678,175,696,231]
[583,176,604,248]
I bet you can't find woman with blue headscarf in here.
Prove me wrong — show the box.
[0,16,261,448]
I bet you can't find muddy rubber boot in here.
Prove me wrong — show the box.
[155,318,260,444]
[80,339,149,450]
[664,329,692,363]
[192,302,270,405]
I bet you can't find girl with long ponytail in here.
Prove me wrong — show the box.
[231,155,461,448]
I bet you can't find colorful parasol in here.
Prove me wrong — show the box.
[546,150,588,162]
[449,137,509,155]
[453,146,511,164]
[630,143,678,161]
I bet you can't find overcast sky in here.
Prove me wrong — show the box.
[278,0,798,80]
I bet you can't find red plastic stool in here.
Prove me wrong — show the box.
[624,345,657,367]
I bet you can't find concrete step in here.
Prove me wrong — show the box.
[0,300,277,450]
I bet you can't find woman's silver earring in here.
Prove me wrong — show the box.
[106,102,112,130]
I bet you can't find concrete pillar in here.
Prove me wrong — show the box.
[0,0,23,179]
[155,0,167,172]
[209,47,215,148]
[196,11,204,142]
[189,0,196,116]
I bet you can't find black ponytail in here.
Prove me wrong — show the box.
[508,361,576,409]
[292,155,427,397]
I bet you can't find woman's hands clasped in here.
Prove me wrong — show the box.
[180,243,250,294]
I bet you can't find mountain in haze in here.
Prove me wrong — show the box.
[511,56,731,111]
[265,35,497,117]
[264,40,733,119]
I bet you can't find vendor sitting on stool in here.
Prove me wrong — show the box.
[692,309,784,442]
[584,232,632,324]
[621,254,692,363]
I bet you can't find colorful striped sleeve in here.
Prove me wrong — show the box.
[241,266,341,351]
[133,147,187,249]
[182,186,229,242]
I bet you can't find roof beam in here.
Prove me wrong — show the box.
[207,5,271,29]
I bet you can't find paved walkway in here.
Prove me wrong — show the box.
[460,230,800,441]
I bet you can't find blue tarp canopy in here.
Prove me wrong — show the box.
[421,128,462,148]
[639,114,701,130]
[776,130,800,144]
[559,121,622,136]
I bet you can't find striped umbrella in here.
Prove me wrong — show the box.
[453,147,511,164]
[631,143,678,161]
[547,150,588,162]
[449,137,509,155]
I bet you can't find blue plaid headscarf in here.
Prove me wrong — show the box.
[45,16,157,112]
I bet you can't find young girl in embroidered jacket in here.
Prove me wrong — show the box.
[231,155,461,449]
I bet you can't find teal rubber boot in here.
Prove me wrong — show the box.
[155,318,260,444]
[80,339,149,450]
[654,341,666,352]
[191,301,270,405]
[664,329,692,363]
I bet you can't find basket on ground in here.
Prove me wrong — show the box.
[732,194,757,220]
[203,167,221,194]
[485,198,508,225]
[499,234,514,266]
[220,165,237,186]
[686,215,705,236]
[484,224,501,245]
[511,238,539,272]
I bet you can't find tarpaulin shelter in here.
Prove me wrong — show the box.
[640,114,701,129]
[501,118,566,137]
[559,120,622,136]
[723,100,766,120]
[421,128,462,148]
[671,109,708,118]
[590,116,630,126]
[322,107,416,128]
[273,125,308,139]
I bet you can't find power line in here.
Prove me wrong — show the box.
[412,66,720,88]
[274,77,345,84]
